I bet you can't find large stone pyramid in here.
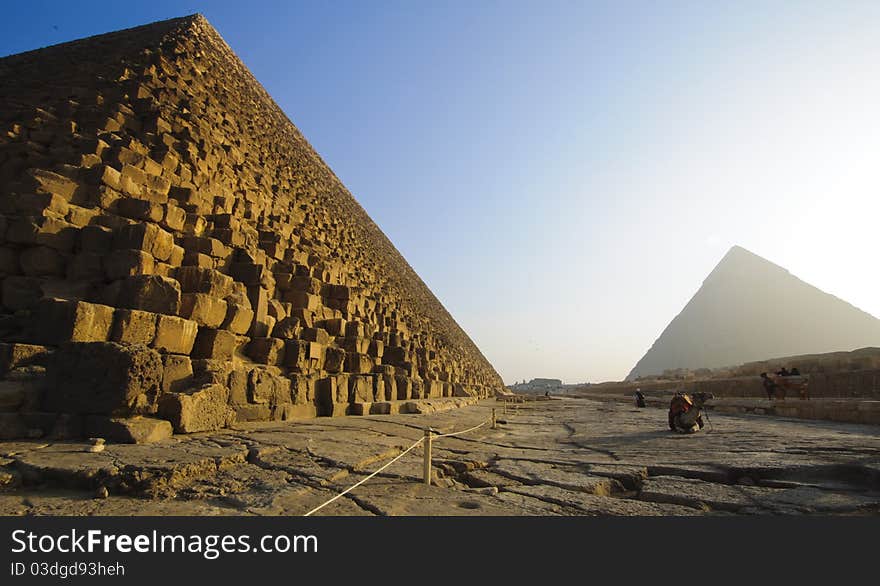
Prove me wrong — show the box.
[628,245,880,380]
[0,15,502,440]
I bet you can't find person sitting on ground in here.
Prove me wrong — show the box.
[790,367,800,376]
[776,367,790,376]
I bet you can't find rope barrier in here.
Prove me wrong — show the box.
[432,419,489,439]
[303,436,425,516]
[302,409,500,516]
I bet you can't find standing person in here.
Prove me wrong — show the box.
[634,389,646,408]
[760,372,777,400]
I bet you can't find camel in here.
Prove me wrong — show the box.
[668,392,713,433]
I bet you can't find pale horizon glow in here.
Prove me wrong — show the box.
[2,1,877,384]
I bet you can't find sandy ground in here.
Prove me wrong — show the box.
[1,397,879,515]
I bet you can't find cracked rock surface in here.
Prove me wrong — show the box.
[1,398,879,515]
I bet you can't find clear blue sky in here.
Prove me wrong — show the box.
[2,1,878,383]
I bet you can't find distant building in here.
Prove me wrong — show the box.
[508,378,566,394]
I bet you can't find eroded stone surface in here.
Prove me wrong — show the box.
[1,398,879,516]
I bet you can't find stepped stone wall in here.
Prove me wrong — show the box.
[0,15,503,441]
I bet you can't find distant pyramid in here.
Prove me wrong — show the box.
[627,246,880,380]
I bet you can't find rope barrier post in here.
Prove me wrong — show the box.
[423,428,433,486]
[491,408,497,429]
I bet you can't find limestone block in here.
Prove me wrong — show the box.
[411,378,424,399]
[158,383,234,433]
[301,327,331,345]
[161,203,187,232]
[290,374,313,404]
[348,375,372,404]
[117,275,181,315]
[246,337,285,366]
[248,368,287,405]
[2,276,42,311]
[190,328,235,360]
[67,252,104,281]
[114,222,174,261]
[324,347,345,373]
[228,368,249,405]
[246,285,269,336]
[372,376,387,402]
[104,249,154,280]
[0,343,50,375]
[346,353,374,375]
[117,198,163,222]
[222,303,254,335]
[175,266,233,297]
[44,342,163,415]
[161,354,193,393]
[280,403,316,420]
[26,168,80,201]
[290,275,322,294]
[183,251,213,268]
[168,244,185,267]
[31,298,114,345]
[79,224,113,252]
[287,290,320,311]
[229,261,264,285]
[340,336,370,354]
[320,318,347,336]
[368,339,385,358]
[19,245,65,276]
[15,192,69,216]
[111,308,158,345]
[235,404,272,422]
[271,316,300,339]
[315,377,337,415]
[180,293,227,328]
[345,321,366,338]
[152,315,198,354]
[395,375,412,400]
[84,415,173,444]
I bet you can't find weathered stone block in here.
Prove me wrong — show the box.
[222,302,254,334]
[191,328,235,360]
[279,403,317,420]
[345,353,374,375]
[84,415,173,444]
[67,252,104,281]
[104,249,154,280]
[32,298,114,345]
[117,275,181,315]
[324,347,346,373]
[158,383,234,433]
[20,246,65,276]
[152,315,198,354]
[44,342,162,415]
[235,403,272,422]
[114,222,174,261]
[348,375,372,404]
[284,339,323,372]
[179,293,227,328]
[246,337,285,365]
[271,316,300,339]
[79,224,113,252]
[287,290,320,311]
[161,354,193,393]
[0,343,48,373]
[175,266,233,297]
[110,308,158,345]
